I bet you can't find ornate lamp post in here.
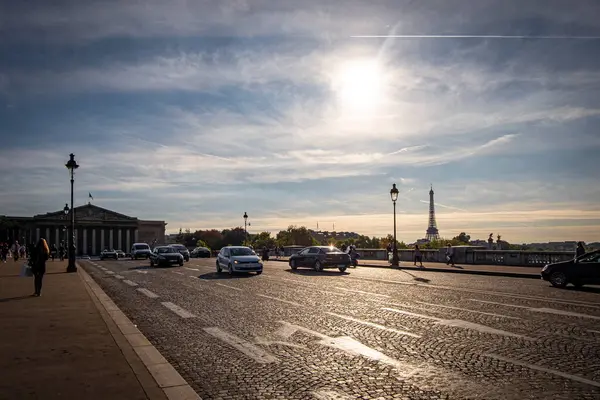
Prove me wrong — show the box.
[390,183,399,267]
[66,154,79,273]
[243,212,248,245]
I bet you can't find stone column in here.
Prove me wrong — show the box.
[134,229,139,243]
[100,229,105,251]
[92,229,97,255]
[109,229,114,250]
[45,228,50,242]
[55,228,59,246]
[126,229,131,252]
[83,229,87,256]
[117,229,122,251]
[36,228,40,242]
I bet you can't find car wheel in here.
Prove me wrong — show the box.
[150,259,154,267]
[256,270,263,275]
[290,259,298,270]
[314,260,323,272]
[549,271,568,288]
[216,261,222,273]
[339,267,347,272]
[228,264,233,275]
[179,260,184,267]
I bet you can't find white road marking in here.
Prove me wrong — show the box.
[589,330,600,334]
[172,271,184,275]
[333,287,391,298]
[123,280,138,287]
[382,308,531,339]
[136,288,159,298]
[326,312,420,337]
[184,267,199,271]
[485,353,600,388]
[204,327,278,363]
[114,275,125,279]
[276,321,419,377]
[135,270,148,274]
[215,283,243,291]
[105,271,115,275]
[312,390,352,400]
[469,299,600,320]
[161,302,196,318]
[414,301,522,320]
[257,294,304,307]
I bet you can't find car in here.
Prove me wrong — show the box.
[131,243,152,260]
[541,250,600,288]
[217,246,263,275]
[115,249,126,258]
[289,246,351,272]
[171,244,190,262]
[191,247,211,258]
[100,249,118,260]
[149,246,184,267]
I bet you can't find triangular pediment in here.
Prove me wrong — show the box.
[35,204,137,222]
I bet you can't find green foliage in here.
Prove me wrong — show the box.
[452,232,471,244]
[276,225,316,247]
[251,231,276,249]
[195,239,210,250]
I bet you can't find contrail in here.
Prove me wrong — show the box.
[419,200,468,212]
[352,35,600,40]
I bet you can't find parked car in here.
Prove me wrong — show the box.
[191,247,211,258]
[100,249,118,260]
[541,250,600,288]
[150,246,184,267]
[115,249,126,258]
[131,243,152,260]
[289,246,351,272]
[217,246,263,275]
[171,244,190,262]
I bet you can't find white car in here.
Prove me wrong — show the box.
[217,246,263,275]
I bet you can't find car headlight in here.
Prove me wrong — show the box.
[542,264,549,272]
[234,260,239,264]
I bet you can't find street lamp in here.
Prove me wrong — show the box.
[65,154,79,273]
[390,183,399,267]
[243,212,248,244]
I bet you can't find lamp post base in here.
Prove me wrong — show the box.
[66,262,77,273]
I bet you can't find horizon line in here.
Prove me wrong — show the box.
[350,35,600,40]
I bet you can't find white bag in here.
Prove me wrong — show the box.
[20,263,33,277]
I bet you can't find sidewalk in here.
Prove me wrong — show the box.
[271,257,541,279]
[0,259,166,399]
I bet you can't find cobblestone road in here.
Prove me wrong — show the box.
[81,258,600,400]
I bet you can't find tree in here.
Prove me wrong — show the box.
[221,227,246,247]
[196,239,210,250]
[251,231,276,249]
[276,225,318,246]
[379,234,408,250]
[452,232,471,244]
[197,229,224,251]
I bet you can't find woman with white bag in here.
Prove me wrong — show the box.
[31,238,50,297]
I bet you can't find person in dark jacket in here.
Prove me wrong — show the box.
[31,238,50,297]
[575,242,586,259]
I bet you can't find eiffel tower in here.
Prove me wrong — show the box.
[425,184,440,241]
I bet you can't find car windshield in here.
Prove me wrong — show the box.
[173,245,185,249]
[322,246,342,253]
[157,247,175,254]
[134,244,149,250]
[229,248,254,256]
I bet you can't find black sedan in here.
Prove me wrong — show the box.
[191,247,211,258]
[289,246,351,272]
[149,246,184,267]
[541,250,600,288]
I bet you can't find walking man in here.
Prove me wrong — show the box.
[414,245,424,268]
[445,244,455,267]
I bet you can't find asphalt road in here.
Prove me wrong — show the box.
[81,258,600,400]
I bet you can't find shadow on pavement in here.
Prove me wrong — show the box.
[397,269,432,283]
[46,271,69,275]
[563,286,600,294]
[285,269,351,276]
[128,265,154,271]
[0,295,35,303]
[198,272,257,280]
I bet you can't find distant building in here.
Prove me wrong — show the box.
[1,204,166,256]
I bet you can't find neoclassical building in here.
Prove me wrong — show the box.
[1,204,166,256]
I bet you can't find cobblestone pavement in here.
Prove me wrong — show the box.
[80,258,600,400]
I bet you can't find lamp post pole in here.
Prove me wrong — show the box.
[390,184,399,267]
[66,154,79,273]
[243,212,248,245]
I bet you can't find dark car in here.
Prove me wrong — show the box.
[191,247,211,258]
[150,246,184,267]
[289,246,351,272]
[115,249,126,258]
[100,249,118,260]
[541,250,600,288]
[171,244,190,262]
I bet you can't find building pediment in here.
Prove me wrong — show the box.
[35,204,137,222]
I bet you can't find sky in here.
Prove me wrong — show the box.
[1,0,599,244]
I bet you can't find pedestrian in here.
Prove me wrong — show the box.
[1,243,7,262]
[50,244,58,261]
[445,244,455,267]
[12,240,20,262]
[31,238,50,297]
[575,242,586,259]
[414,245,424,268]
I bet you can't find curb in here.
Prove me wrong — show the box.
[270,259,540,279]
[78,264,201,400]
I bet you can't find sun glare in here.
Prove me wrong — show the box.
[333,59,386,113]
